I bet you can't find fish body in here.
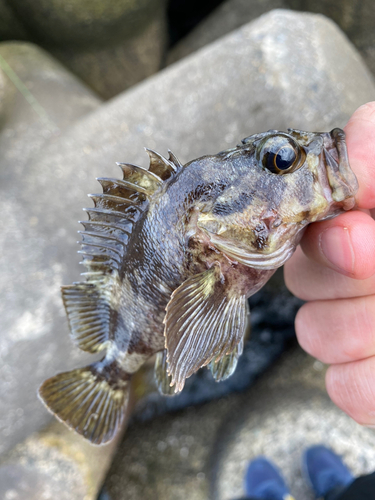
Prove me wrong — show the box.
[39,128,358,444]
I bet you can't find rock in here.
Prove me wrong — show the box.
[168,0,286,64]
[0,418,126,500]
[169,0,375,84]
[1,7,374,462]
[287,0,375,76]
[1,0,167,98]
[0,0,28,41]
[102,348,375,500]
[0,41,101,457]
[8,0,163,47]
[50,13,167,99]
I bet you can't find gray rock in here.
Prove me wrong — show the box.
[0,41,101,457]
[0,0,167,98]
[50,12,167,99]
[168,0,286,64]
[0,0,28,41]
[7,0,164,47]
[1,7,374,461]
[0,419,126,500]
[288,0,375,76]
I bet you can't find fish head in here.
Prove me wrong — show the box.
[197,128,358,269]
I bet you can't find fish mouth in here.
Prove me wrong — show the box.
[289,127,358,211]
[204,233,296,270]
[320,128,358,210]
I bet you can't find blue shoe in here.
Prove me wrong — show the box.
[303,445,354,498]
[245,457,295,500]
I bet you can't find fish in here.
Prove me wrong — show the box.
[38,127,358,444]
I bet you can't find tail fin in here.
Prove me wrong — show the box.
[38,361,130,445]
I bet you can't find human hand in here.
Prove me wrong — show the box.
[284,102,375,427]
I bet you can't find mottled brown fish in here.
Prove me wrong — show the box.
[39,128,358,444]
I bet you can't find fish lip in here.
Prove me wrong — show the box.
[201,231,296,270]
[289,127,358,211]
[319,128,358,211]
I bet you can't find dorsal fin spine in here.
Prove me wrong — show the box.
[79,239,123,255]
[66,149,182,357]
[77,252,121,268]
[168,150,183,170]
[78,231,127,248]
[117,162,163,183]
[84,207,141,219]
[97,177,151,195]
[145,148,176,172]
[89,194,137,209]
[80,220,131,232]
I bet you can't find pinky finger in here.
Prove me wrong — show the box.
[326,356,375,427]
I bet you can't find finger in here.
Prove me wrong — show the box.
[299,210,375,279]
[295,295,375,364]
[326,357,375,426]
[284,246,375,301]
[345,101,375,209]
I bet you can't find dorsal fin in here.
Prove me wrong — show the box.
[63,148,181,354]
[146,148,179,180]
[117,162,162,193]
[168,150,183,170]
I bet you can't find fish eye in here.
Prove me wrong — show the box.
[258,135,305,174]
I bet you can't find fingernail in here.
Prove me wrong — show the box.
[319,227,355,274]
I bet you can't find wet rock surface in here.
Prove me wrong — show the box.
[104,348,375,500]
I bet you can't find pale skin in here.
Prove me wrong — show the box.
[284,102,375,427]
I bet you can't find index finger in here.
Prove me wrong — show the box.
[345,101,375,209]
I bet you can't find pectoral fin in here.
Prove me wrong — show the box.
[209,301,250,381]
[164,263,247,393]
[154,349,175,396]
[209,338,243,382]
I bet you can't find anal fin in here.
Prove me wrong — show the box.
[154,350,175,396]
[38,360,130,445]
